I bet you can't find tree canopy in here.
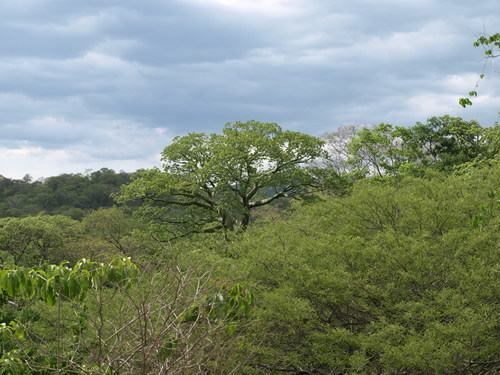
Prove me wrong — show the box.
[0,116,498,374]
[324,115,499,178]
[0,168,133,219]
[117,121,327,238]
[229,163,500,374]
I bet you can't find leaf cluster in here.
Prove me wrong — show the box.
[459,32,499,108]
[0,257,140,306]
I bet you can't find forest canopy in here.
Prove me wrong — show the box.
[0,114,499,374]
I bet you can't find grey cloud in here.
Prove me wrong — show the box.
[0,0,499,178]
[0,114,168,162]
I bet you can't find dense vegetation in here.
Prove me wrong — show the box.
[0,169,133,219]
[0,116,499,374]
[232,167,499,374]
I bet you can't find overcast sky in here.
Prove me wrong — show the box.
[1,0,499,179]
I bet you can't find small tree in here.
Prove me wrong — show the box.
[82,207,136,255]
[0,214,79,266]
[116,121,326,239]
[346,123,409,178]
[321,124,361,176]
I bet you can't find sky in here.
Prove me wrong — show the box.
[1,0,499,179]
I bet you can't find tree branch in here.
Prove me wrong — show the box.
[144,194,214,210]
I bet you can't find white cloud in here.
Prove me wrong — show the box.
[333,21,458,66]
[79,51,133,70]
[0,0,49,12]
[0,117,168,179]
[92,38,142,57]
[0,146,72,179]
[3,11,119,35]
[0,145,162,180]
[0,0,499,179]
[180,0,305,18]
[401,93,461,119]
[443,73,481,91]
[60,12,119,34]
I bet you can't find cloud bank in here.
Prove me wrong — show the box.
[1,0,499,178]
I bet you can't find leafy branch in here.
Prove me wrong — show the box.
[459,32,499,107]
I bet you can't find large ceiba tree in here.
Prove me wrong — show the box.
[117,121,326,238]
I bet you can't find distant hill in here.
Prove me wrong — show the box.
[0,168,135,219]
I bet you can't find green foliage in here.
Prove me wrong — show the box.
[81,207,139,257]
[459,32,499,107]
[0,214,80,267]
[117,121,329,239]
[0,249,254,374]
[0,258,140,374]
[1,118,499,373]
[0,258,140,305]
[0,169,133,219]
[0,321,25,372]
[346,123,409,177]
[207,284,254,324]
[402,115,488,171]
[325,116,496,180]
[228,163,499,374]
